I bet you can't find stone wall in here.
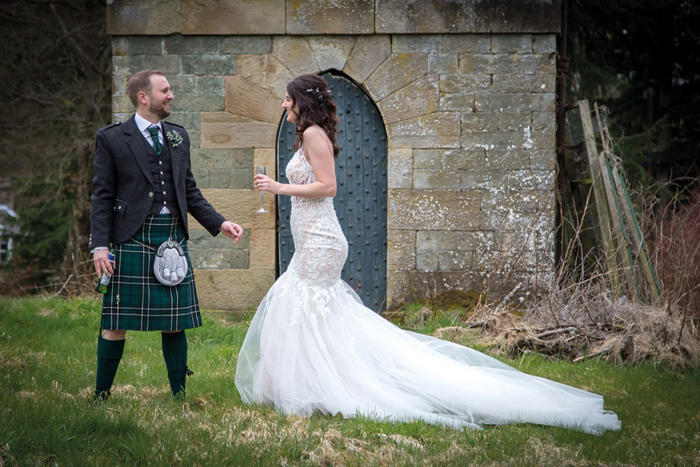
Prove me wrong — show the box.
[108,0,560,310]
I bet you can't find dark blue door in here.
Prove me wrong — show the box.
[277,73,388,312]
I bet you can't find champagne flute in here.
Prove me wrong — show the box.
[255,166,268,213]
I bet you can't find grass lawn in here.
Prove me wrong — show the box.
[0,296,698,466]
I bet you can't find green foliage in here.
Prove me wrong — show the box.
[1,296,699,466]
[568,0,700,185]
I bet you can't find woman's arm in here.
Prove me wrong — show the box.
[255,127,336,199]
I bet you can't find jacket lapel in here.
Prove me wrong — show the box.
[124,115,152,182]
[162,122,181,183]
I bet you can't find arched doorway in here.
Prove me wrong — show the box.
[276,72,388,312]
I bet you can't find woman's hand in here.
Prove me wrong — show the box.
[254,174,283,195]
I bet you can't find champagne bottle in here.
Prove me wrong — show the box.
[95,249,116,294]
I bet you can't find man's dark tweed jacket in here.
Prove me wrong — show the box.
[89,114,225,249]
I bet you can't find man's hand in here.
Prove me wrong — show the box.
[94,249,114,278]
[220,221,243,244]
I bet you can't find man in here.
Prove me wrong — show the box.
[90,69,242,400]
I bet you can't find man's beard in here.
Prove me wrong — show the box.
[150,101,170,120]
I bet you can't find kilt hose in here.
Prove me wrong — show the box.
[101,213,202,331]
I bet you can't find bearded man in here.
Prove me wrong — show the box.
[89,69,242,400]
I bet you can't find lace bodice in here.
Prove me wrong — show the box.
[284,146,348,292]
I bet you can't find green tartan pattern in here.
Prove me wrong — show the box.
[102,214,202,331]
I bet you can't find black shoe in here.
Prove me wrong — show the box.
[93,390,111,404]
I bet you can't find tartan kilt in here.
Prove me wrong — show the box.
[101,213,202,331]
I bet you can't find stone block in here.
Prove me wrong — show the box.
[219,36,273,55]
[443,148,486,170]
[440,75,461,93]
[189,131,201,149]
[376,0,560,34]
[125,36,164,55]
[529,125,555,149]
[121,55,180,75]
[462,131,526,150]
[530,149,556,170]
[308,36,357,72]
[191,148,254,170]
[194,269,276,311]
[532,74,556,93]
[439,93,473,112]
[417,230,496,252]
[195,77,225,96]
[167,111,200,131]
[481,190,540,212]
[107,0,180,35]
[388,189,480,230]
[272,36,320,77]
[170,94,225,112]
[416,251,438,272]
[181,55,237,75]
[387,148,413,189]
[392,35,442,53]
[193,167,252,189]
[508,170,555,191]
[460,170,507,190]
[413,169,461,190]
[492,34,533,54]
[249,229,276,269]
[443,35,490,53]
[532,111,556,131]
[428,54,458,74]
[479,210,541,232]
[472,54,553,75]
[473,248,536,273]
[387,229,416,271]
[287,0,374,34]
[481,93,556,112]
[438,250,473,271]
[461,112,500,133]
[189,228,250,250]
[189,189,276,230]
[460,74,492,93]
[112,37,126,56]
[112,113,132,124]
[365,53,428,102]
[168,75,195,94]
[181,0,285,35]
[413,149,442,169]
[387,270,482,308]
[532,34,557,54]
[485,149,529,170]
[112,74,128,96]
[499,113,531,132]
[343,35,392,84]
[112,93,134,113]
[378,74,439,124]
[190,248,249,270]
[254,148,278,180]
[491,74,534,93]
[236,54,294,101]
[201,112,278,149]
[166,35,218,55]
[458,54,492,74]
[225,75,284,124]
[387,112,460,148]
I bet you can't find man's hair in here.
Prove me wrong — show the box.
[127,69,166,107]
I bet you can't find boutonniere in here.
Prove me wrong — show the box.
[166,130,183,148]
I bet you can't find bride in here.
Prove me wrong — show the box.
[236,74,621,435]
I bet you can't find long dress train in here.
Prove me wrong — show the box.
[235,139,621,435]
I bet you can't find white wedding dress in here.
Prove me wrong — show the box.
[235,135,621,435]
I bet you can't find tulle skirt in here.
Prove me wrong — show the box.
[235,273,621,435]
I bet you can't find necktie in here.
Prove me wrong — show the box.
[147,125,163,156]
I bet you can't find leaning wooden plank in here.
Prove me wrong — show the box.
[593,103,637,298]
[579,100,620,294]
[610,164,663,302]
